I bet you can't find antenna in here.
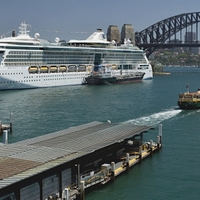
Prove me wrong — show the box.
[19,22,31,35]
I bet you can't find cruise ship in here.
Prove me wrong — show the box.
[0,22,153,90]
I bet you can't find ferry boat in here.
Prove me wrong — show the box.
[0,22,153,90]
[85,64,145,85]
[178,87,200,109]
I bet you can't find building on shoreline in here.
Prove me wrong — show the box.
[107,24,135,45]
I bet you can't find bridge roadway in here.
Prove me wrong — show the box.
[137,43,200,49]
[135,12,200,56]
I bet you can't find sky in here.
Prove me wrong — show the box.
[0,0,200,42]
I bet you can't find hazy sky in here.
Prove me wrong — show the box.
[0,0,200,42]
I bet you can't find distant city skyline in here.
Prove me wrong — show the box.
[1,0,200,42]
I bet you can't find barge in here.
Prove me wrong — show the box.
[85,64,145,85]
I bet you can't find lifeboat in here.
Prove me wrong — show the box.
[50,66,58,72]
[59,65,67,72]
[40,66,48,73]
[28,66,38,73]
[68,65,77,72]
[78,65,86,72]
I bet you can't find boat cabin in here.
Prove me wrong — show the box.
[92,65,112,77]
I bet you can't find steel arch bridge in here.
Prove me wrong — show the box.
[135,12,200,57]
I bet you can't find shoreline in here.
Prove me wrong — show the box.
[153,72,171,75]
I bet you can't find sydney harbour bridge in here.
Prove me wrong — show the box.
[135,12,200,57]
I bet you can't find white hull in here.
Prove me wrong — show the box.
[0,65,152,90]
[0,67,90,90]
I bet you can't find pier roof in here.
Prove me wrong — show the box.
[0,121,153,189]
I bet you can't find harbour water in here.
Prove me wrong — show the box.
[0,66,200,199]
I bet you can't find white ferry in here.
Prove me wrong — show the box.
[0,22,153,90]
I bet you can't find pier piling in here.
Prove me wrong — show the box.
[139,146,142,162]
[10,113,13,132]
[0,121,2,134]
[126,153,130,171]
[3,130,8,144]
[150,140,153,154]
[63,188,69,200]
[157,136,160,148]
[159,124,162,145]
[111,162,115,180]
[80,181,85,200]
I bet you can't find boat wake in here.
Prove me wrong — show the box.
[124,109,182,126]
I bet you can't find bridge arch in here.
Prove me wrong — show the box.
[135,12,200,57]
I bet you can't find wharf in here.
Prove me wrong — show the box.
[113,144,159,177]
[0,121,162,200]
[83,141,161,190]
